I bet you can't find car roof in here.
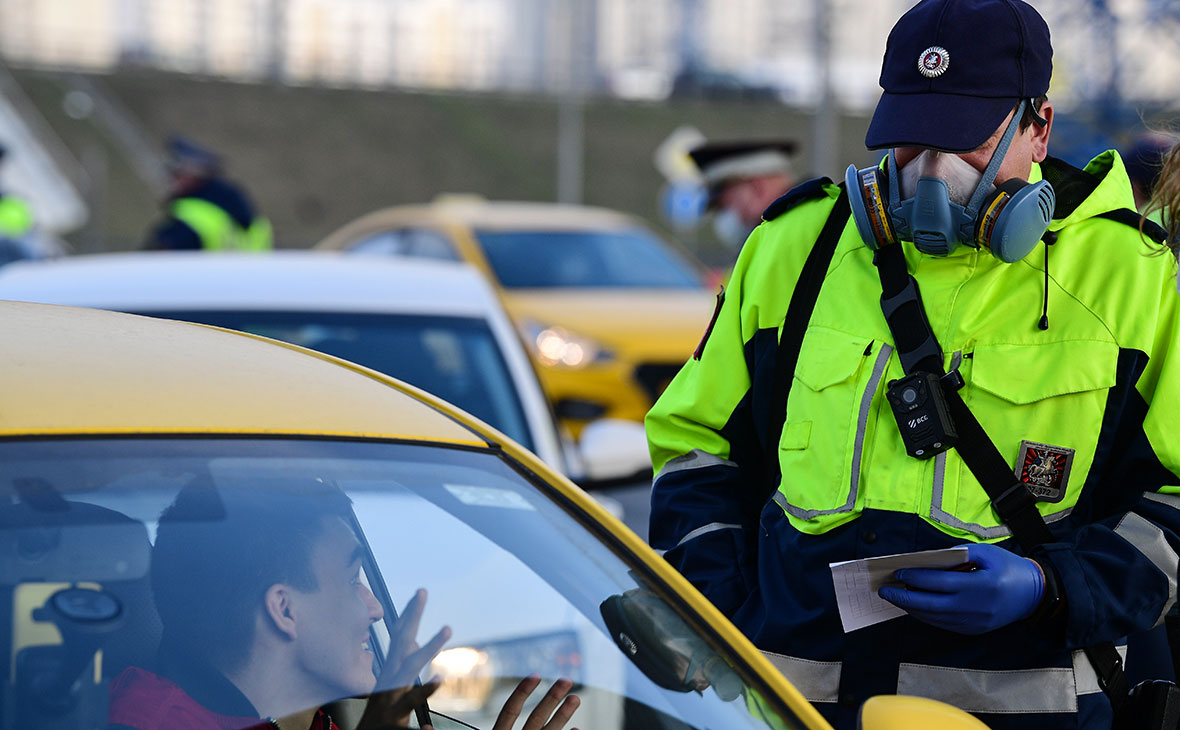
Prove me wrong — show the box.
[318,198,647,245]
[0,251,503,315]
[0,300,486,444]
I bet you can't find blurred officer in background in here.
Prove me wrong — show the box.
[144,135,273,251]
[646,0,1180,728]
[0,143,35,261]
[687,140,797,253]
[0,143,68,265]
[1122,132,1173,212]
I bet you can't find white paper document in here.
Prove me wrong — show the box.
[829,547,970,633]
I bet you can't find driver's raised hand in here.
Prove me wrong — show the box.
[492,674,580,730]
[357,588,451,730]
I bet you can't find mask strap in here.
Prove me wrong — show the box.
[964,99,1028,217]
[1028,98,1049,128]
[887,151,902,209]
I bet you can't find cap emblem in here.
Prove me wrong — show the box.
[918,46,950,78]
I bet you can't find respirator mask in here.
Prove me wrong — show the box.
[844,99,1056,263]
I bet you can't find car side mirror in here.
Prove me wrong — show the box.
[859,695,991,730]
[578,418,652,483]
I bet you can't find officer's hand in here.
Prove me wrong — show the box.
[877,543,1044,635]
[492,674,580,730]
[358,588,451,730]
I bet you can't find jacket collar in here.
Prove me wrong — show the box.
[157,636,261,720]
[1043,151,1138,231]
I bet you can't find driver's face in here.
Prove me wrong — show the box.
[290,516,384,700]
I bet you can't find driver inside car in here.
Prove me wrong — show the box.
[107,483,581,730]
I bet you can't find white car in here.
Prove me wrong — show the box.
[0,251,651,486]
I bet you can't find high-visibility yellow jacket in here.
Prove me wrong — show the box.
[0,195,33,238]
[170,197,272,251]
[646,151,1180,729]
[146,177,272,252]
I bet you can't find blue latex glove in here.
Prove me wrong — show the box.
[877,543,1044,635]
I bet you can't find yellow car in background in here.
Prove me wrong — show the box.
[316,197,718,437]
[0,300,990,730]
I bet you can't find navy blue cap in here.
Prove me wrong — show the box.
[166,135,222,176]
[866,0,1052,153]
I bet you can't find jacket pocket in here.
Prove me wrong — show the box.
[941,339,1116,532]
[775,327,888,529]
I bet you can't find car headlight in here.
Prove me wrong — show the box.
[520,319,614,368]
[427,632,583,716]
[428,647,494,713]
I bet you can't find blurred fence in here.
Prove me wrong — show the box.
[2,0,1180,112]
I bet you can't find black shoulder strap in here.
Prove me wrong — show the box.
[874,244,1057,551]
[764,186,849,495]
[871,242,1129,714]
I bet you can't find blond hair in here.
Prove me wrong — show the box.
[1144,142,1180,258]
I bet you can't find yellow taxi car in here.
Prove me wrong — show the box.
[0,301,986,730]
[315,197,718,436]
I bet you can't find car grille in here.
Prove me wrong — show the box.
[634,363,684,402]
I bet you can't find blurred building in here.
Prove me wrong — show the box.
[1,0,1178,113]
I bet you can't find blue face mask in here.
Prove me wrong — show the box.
[846,99,1057,263]
[711,208,755,251]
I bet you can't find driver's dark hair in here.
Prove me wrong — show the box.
[150,480,355,672]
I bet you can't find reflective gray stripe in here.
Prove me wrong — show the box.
[948,350,963,373]
[774,344,892,520]
[656,450,741,551]
[654,449,737,483]
[928,436,1072,539]
[896,647,1127,714]
[898,662,1076,713]
[760,651,841,703]
[1114,512,1179,626]
[1075,646,1128,695]
[1146,491,1180,511]
[928,450,1017,538]
[672,521,741,550]
[848,344,893,509]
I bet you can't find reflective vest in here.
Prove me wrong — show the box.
[646,151,1180,729]
[0,195,33,238]
[170,197,272,251]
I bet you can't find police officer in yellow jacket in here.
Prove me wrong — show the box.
[144,136,272,252]
[646,2,1180,729]
[0,143,63,265]
[0,144,34,249]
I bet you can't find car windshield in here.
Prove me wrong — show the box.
[0,438,811,730]
[475,229,703,289]
[137,311,534,452]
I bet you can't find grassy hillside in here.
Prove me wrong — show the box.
[13,67,877,260]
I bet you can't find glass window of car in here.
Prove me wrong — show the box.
[138,311,534,452]
[474,229,703,289]
[0,438,814,730]
[349,228,460,262]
